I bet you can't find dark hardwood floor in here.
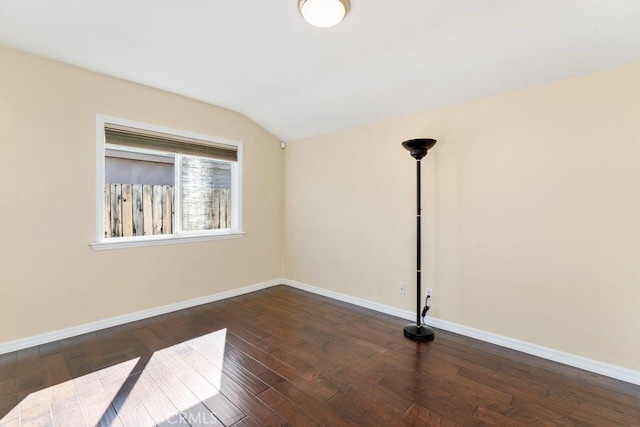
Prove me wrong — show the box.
[0,285,638,426]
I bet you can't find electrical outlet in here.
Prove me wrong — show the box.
[399,282,406,295]
[426,288,433,300]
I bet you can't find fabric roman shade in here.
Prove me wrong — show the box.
[105,124,237,162]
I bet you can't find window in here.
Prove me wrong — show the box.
[92,116,243,250]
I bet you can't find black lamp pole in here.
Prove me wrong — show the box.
[402,138,437,341]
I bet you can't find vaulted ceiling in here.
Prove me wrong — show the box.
[1,1,639,141]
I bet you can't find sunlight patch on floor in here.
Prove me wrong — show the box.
[1,328,228,426]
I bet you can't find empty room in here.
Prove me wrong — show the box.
[1,1,639,426]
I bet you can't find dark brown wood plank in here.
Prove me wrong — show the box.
[37,341,61,358]
[58,336,85,361]
[230,416,261,427]
[473,404,530,425]
[50,394,85,426]
[405,403,446,427]
[0,285,638,427]
[178,368,245,426]
[16,347,43,393]
[217,370,286,426]
[256,387,323,427]
[129,371,183,425]
[225,332,340,402]
[323,367,412,413]
[577,370,640,398]
[175,402,220,427]
[82,401,124,427]
[41,352,71,388]
[17,399,54,427]
[326,383,423,426]
[102,370,144,416]
[73,371,111,416]
[0,353,18,383]
[0,394,20,426]
[0,377,18,401]
[117,406,156,426]
[257,369,355,426]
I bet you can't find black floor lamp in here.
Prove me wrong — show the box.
[402,138,437,341]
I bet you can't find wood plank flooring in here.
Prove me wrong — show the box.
[0,285,638,426]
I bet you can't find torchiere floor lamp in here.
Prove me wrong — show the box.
[402,138,437,341]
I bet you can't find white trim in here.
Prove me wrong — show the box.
[283,279,414,320]
[90,231,245,251]
[282,279,640,386]
[95,117,106,242]
[0,279,280,355]
[231,143,243,232]
[425,317,640,386]
[95,114,245,245]
[174,150,183,234]
[2,277,638,386]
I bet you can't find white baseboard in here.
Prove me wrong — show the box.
[284,279,416,321]
[2,277,638,386]
[0,279,280,356]
[282,279,640,386]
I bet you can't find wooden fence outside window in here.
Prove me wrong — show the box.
[105,183,231,238]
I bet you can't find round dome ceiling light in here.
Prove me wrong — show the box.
[298,0,350,28]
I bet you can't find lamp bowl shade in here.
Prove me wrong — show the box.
[402,138,437,160]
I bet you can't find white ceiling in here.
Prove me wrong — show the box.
[1,1,640,141]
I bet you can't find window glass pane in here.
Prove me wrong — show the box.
[181,156,232,232]
[104,149,175,238]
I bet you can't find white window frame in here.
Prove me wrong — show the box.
[91,114,244,251]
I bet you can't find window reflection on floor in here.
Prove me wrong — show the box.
[1,328,227,426]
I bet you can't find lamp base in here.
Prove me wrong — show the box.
[403,323,435,341]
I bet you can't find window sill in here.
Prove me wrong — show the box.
[90,231,245,251]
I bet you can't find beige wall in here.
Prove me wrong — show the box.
[284,62,640,371]
[0,46,283,343]
[2,42,638,372]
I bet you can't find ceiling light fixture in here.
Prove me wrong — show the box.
[298,0,350,28]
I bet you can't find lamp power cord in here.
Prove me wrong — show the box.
[421,295,431,326]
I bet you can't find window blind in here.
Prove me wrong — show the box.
[105,124,237,162]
